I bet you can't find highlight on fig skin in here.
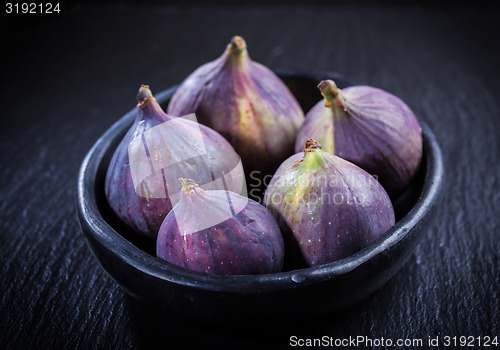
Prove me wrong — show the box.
[295,79,423,197]
[167,35,305,176]
[264,139,395,268]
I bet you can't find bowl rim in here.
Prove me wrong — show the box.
[76,72,444,293]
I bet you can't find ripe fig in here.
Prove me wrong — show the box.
[295,80,423,197]
[167,35,305,176]
[264,139,395,267]
[105,85,245,239]
[157,178,285,275]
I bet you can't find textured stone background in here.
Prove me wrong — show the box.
[1,2,499,349]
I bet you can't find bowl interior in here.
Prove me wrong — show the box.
[79,71,442,292]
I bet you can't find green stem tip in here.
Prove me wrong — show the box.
[137,84,155,107]
[318,80,340,107]
[228,35,247,56]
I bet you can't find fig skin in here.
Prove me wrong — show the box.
[157,179,285,275]
[167,35,305,176]
[264,139,395,267]
[295,80,423,197]
[105,85,245,239]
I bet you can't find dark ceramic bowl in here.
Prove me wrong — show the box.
[76,70,443,329]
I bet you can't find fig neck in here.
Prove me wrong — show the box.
[136,85,171,120]
[225,36,250,68]
[301,139,326,170]
[318,80,343,108]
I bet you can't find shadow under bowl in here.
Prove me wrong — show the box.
[76,70,443,329]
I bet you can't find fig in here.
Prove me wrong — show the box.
[105,85,245,238]
[167,35,305,176]
[157,178,285,275]
[264,139,395,267]
[295,80,422,197]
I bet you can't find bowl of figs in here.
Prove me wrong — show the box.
[77,36,443,328]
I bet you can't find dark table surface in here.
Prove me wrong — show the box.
[1,2,499,349]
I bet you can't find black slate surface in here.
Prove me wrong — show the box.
[1,3,499,349]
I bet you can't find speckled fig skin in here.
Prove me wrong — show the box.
[157,179,284,275]
[105,85,245,239]
[295,80,423,197]
[264,139,395,267]
[167,36,304,176]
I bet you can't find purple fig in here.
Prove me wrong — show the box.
[157,178,285,275]
[264,139,395,267]
[167,35,305,175]
[295,80,423,197]
[105,85,246,239]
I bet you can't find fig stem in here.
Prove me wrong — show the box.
[179,178,199,193]
[136,84,165,116]
[137,84,154,106]
[228,35,247,56]
[301,139,325,169]
[304,138,322,153]
[318,80,340,107]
